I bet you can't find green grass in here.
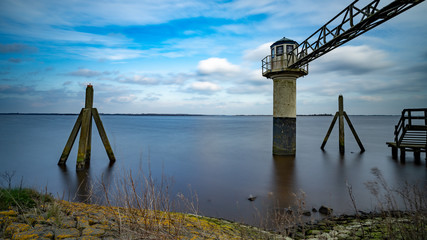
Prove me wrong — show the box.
[0,188,53,211]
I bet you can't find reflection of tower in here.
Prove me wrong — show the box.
[271,155,296,207]
[262,37,307,155]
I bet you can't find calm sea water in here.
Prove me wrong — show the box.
[0,114,426,225]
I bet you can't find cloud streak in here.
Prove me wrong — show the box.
[0,0,426,114]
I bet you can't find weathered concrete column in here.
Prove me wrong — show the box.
[272,73,300,155]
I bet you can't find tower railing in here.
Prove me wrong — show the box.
[262,54,308,77]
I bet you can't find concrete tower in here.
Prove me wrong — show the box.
[262,37,308,155]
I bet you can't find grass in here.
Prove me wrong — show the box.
[98,167,280,239]
[0,188,53,211]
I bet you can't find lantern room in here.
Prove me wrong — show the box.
[270,37,299,70]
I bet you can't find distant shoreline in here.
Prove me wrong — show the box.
[0,113,399,117]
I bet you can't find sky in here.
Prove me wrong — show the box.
[0,0,426,115]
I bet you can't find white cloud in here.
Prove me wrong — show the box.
[243,42,272,62]
[358,95,383,102]
[118,75,159,85]
[73,47,145,61]
[0,0,209,27]
[190,81,221,92]
[197,58,240,76]
[67,68,101,78]
[106,94,138,103]
[311,45,392,75]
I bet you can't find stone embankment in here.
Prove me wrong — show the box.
[1,199,424,239]
[0,200,280,239]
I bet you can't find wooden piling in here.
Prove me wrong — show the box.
[391,146,397,159]
[58,109,83,165]
[321,95,364,154]
[338,95,345,154]
[414,151,421,164]
[321,112,338,150]
[85,85,93,162]
[85,85,93,109]
[343,112,365,152]
[400,148,406,163]
[76,108,92,170]
[59,84,116,170]
[92,108,116,163]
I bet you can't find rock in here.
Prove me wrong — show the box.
[312,208,317,212]
[247,194,257,201]
[12,227,54,240]
[0,210,18,217]
[61,219,77,228]
[303,211,311,216]
[319,205,333,215]
[82,227,105,237]
[77,216,90,229]
[55,228,80,239]
[307,229,321,235]
[79,236,102,240]
[4,222,31,237]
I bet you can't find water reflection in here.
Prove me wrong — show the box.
[57,163,115,203]
[2,115,425,227]
[271,155,296,208]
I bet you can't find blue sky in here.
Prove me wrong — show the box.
[0,0,426,115]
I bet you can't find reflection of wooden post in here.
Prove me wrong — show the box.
[58,84,115,170]
[321,95,365,153]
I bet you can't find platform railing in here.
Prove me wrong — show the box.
[394,108,427,147]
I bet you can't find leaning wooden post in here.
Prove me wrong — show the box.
[343,112,365,152]
[58,84,116,170]
[339,95,345,154]
[58,109,83,165]
[321,112,338,150]
[92,108,116,163]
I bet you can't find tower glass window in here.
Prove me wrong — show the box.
[286,45,293,54]
[276,46,284,55]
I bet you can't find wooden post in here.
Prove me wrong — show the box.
[321,112,338,150]
[76,108,92,170]
[343,112,365,152]
[92,108,116,163]
[321,95,364,153]
[400,148,406,163]
[85,85,93,164]
[339,95,345,154]
[391,146,397,159]
[59,84,116,170]
[58,109,83,165]
[414,150,421,164]
[425,110,427,161]
[85,85,93,109]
